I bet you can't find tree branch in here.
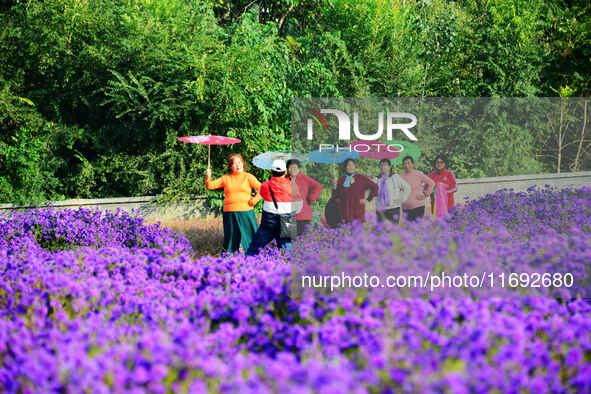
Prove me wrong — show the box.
[278,3,295,33]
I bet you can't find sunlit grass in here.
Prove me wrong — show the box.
[153,215,262,257]
[152,217,224,257]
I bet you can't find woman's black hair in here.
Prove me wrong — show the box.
[378,158,393,177]
[286,159,301,168]
[433,155,448,167]
[271,170,286,178]
[402,155,414,164]
[342,158,356,172]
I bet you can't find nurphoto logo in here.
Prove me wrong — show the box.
[306,108,418,141]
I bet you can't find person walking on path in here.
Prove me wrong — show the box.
[373,159,411,223]
[429,155,457,217]
[205,153,261,253]
[246,159,303,256]
[332,159,379,224]
[287,159,322,236]
[400,156,435,222]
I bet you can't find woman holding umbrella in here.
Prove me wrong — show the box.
[332,158,378,224]
[205,153,261,253]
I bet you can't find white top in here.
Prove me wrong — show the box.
[372,174,412,210]
[263,200,303,215]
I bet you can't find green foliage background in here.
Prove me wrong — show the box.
[0,0,589,205]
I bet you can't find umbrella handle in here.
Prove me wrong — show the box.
[332,155,335,179]
[208,145,211,170]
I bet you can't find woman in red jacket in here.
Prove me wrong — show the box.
[428,155,457,216]
[287,159,322,236]
[332,159,378,224]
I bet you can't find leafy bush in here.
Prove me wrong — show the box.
[0,0,589,204]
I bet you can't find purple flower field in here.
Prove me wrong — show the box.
[1,187,591,393]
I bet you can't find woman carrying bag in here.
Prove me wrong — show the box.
[246,160,302,256]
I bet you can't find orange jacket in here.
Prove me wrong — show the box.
[205,171,261,212]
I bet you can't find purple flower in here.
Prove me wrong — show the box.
[565,347,583,367]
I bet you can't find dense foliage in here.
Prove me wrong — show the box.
[0,187,590,391]
[0,0,590,204]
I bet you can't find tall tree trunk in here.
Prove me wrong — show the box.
[573,100,588,172]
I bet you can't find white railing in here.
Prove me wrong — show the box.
[2,171,590,219]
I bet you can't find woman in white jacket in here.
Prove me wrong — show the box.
[373,159,411,223]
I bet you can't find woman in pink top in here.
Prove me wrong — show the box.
[400,156,435,222]
[287,159,322,236]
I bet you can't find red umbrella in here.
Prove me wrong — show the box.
[348,140,400,160]
[178,135,241,169]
